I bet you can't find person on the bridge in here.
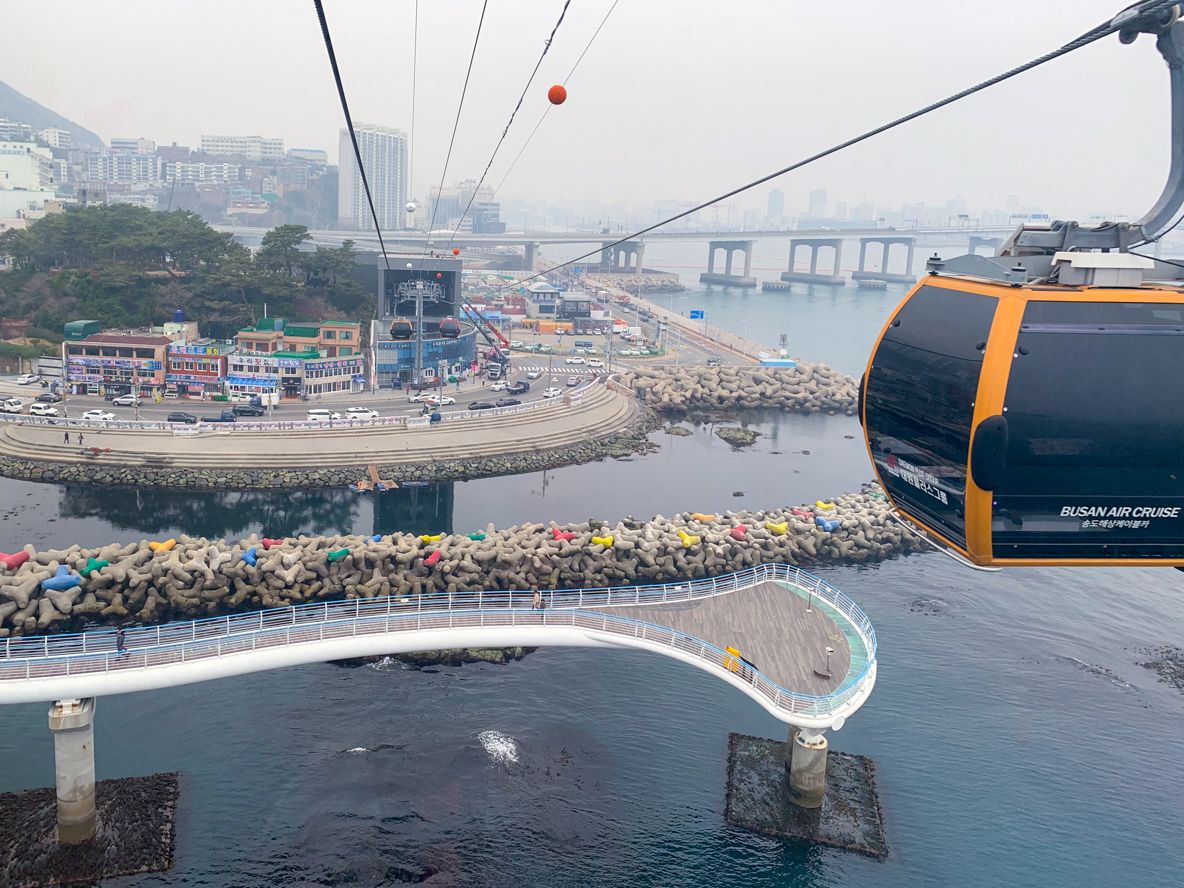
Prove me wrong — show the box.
[63,431,70,445]
[77,432,84,447]
[531,590,544,612]
[116,626,126,655]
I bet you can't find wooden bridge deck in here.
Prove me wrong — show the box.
[607,580,851,696]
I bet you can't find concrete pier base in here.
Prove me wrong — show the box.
[780,271,847,286]
[724,731,887,859]
[699,272,757,288]
[48,697,96,845]
[788,728,828,808]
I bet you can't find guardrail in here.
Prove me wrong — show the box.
[0,563,875,720]
[0,381,608,434]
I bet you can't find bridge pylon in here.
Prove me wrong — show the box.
[48,697,97,844]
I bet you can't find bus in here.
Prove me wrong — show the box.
[574,339,594,350]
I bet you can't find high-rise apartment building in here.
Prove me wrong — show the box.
[808,188,828,219]
[200,135,284,161]
[766,188,785,223]
[110,137,156,155]
[337,124,407,231]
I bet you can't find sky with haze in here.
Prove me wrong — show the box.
[2,0,1170,220]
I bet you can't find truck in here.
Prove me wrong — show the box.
[618,326,642,338]
[486,363,504,380]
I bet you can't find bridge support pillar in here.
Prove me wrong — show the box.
[48,697,97,844]
[787,727,827,809]
[523,242,539,271]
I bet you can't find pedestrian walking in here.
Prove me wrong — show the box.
[531,590,544,612]
[63,431,70,445]
[116,626,126,655]
[77,432,84,447]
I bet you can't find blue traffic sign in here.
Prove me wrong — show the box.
[689,309,705,319]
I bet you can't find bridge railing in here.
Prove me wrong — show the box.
[0,564,876,719]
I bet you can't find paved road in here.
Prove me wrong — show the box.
[0,370,599,423]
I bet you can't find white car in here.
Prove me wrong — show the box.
[526,370,542,380]
[509,340,524,348]
[424,395,456,406]
[81,409,116,422]
[29,403,58,416]
[565,356,585,365]
[490,382,508,392]
[407,392,429,403]
[1,398,23,413]
[542,387,562,398]
[111,394,141,407]
[346,407,379,419]
[16,374,39,385]
[588,359,605,368]
[306,409,342,423]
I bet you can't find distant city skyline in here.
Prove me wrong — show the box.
[2,0,1169,225]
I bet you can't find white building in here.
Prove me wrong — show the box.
[0,140,56,190]
[200,134,284,161]
[0,119,34,142]
[337,123,407,231]
[163,160,242,185]
[287,147,328,163]
[110,137,155,155]
[37,128,73,150]
[86,151,161,184]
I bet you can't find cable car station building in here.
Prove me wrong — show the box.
[371,254,477,387]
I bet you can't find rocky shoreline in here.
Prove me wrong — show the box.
[0,485,914,637]
[619,363,859,416]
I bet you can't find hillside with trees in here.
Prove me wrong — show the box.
[0,206,369,341]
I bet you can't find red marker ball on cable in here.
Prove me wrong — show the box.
[452,247,460,256]
[548,84,567,105]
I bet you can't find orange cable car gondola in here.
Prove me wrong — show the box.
[390,319,414,340]
[861,6,1184,569]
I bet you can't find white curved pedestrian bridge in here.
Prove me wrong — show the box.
[0,564,876,731]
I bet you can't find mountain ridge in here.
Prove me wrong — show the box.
[0,79,104,149]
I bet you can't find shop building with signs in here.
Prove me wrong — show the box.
[165,340,233,395]
[62,319,200,396]
[227,318,365,397]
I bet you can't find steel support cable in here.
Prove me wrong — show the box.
[493,0,623,198]
[422,0,490,256]
[492,0,1180,293]
[446,0,574,248]
[313,0,392,270]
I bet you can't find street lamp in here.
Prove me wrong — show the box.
[814,646,836,680]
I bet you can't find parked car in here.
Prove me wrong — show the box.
[467,400,497,411]
[16,374,39,385]
[509,340,524,348]
[1,398,24,413]
[29,403,59,416]
[506,381,530,394]
[346,406,379,419]
[538,344,554,354]
[566,376,581,387]
[167,411,198,424]
[526,370,542,380]
[542,387,562,398]
[565,356,585,365]
[424,395,456,406]
[36,392,63,403]
[306,409,342,423]
[201,410,237,423]
[588,359,605,368]
[231,403,265,416]
[494,397,521,407]
[706,356,723,367]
